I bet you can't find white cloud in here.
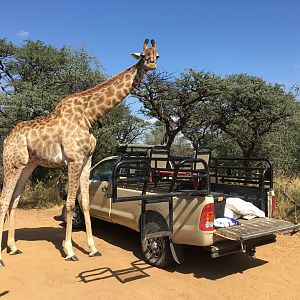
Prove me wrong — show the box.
[17,30,30,37]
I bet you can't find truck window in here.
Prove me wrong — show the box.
[90,159,117,181]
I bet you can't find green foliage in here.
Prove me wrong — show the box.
[19,180,62,208]
[143,121,165,145]
[133,70,223,149]
[274,175,300,223]
[135,69,300,175]
[0,40,105,132]
[210,74,297,158]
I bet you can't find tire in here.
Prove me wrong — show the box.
[62,201,84,229]
[141,211,175,268]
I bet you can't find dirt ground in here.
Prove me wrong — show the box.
[0,207,299,300]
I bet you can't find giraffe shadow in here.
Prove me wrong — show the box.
[1,227,88,258]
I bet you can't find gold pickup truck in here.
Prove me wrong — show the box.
[61,145,299,268]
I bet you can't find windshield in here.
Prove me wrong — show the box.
[90,159,118,181]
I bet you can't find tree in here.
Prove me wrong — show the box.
[209,74,298,159]
[132,69,223,151]
[260,103,300,174]
[0,38,15,93]
[143,120,166,145]
[0,40,106,131]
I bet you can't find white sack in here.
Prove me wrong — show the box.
[224,206,241,220]
[226,197,265,219]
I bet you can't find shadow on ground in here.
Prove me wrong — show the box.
[89,218,268,281]
[77,259,152,284]
[1,215,268,282]
[0,291,9,298]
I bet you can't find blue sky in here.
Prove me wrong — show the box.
[1,0,299,110]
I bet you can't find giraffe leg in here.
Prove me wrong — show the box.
[63,161,83,261]
[0,167,23,267]
[7,164,36,255]
[80,156,100,257]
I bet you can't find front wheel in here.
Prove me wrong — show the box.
[62,201,84,228]
[141,211,175,268]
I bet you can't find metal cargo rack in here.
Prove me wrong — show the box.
[210,157,273,213]
[111,145,210,243]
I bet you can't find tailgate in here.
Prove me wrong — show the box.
[215,218,299,242]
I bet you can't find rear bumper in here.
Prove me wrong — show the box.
[211,234,276,258]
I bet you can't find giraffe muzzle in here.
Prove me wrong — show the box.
[146,63,157,70]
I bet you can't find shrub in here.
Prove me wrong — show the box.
[274,174,300,223]
[19,180,62,209]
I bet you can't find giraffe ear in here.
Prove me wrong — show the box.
[131,52,141,60]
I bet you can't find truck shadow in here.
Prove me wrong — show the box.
[166,246,267,280]
[90,218,269,281]
[76,260,152,284]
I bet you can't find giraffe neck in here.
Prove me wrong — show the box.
[82,60,146,127]
[53,60,146,128]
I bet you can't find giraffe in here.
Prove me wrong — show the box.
[0,39,159,266]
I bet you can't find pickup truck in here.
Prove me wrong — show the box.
[60,144,299,268]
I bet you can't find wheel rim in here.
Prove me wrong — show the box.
[73,206,82,226]
[145,238,163,259]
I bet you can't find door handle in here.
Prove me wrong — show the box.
[102,186,108,192]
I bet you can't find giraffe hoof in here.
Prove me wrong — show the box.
[89,251,101,257]
[0,260,5,267]
[65,255,79,261]
[10,249,23,255]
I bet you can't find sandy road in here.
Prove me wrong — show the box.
[0,207,299,300]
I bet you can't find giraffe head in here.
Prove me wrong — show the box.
[131,39,159,70]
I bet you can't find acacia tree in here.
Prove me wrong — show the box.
[132,69,223,151]
[0,39,15,94]
[0,40,106,128]
[209,74,298,158]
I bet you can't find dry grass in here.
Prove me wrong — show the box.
[19,181,62,209]
[274,174,300,223]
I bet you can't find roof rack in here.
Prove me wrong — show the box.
[117,144,168,158]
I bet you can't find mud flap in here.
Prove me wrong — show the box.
[169,237,184,264]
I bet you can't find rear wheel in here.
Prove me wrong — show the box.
[141,211,175,268]
[62,201,84,228]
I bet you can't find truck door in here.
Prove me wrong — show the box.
[89,158,118,220]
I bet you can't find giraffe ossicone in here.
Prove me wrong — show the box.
[0,39,158,266]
